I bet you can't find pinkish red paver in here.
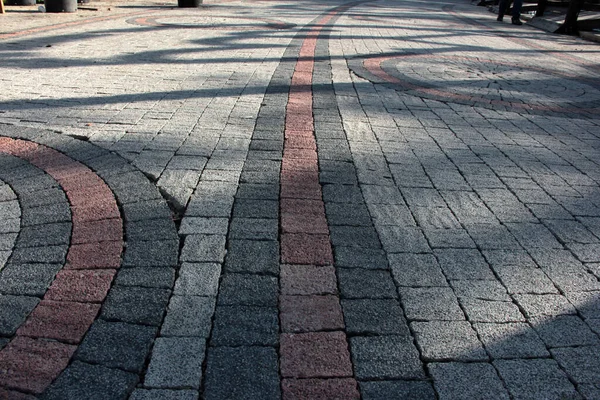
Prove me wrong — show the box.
[281,212,329,234]
[282,378,360,400]
[280,265,338,295]
[0,337,76,394]
[280,295,345,333]
[16,300,100,344]
[0,388,37,400]
[281,233,334,265]
[280,332,354,378]
[66,241,122,269]
[44,269,116,303]
[0,138,124,395]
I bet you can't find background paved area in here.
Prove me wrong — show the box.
[1,0,600,398]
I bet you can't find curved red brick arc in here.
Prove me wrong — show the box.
[362,55,600,114]
[0,137,123,396]
[279,5,362,399]
[127,15,295,30]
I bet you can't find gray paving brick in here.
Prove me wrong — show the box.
[7,245,67,265]
[400,287,464,321]
[475,322,549,358]
[434,249,495,280]
[338,268,397,298]
[0,294,39,336]
[232,199,278,219]
[115,267,175,289]
[360,381,435,400]
[402,188,446,208]
[210,305,278,346]
[424,228,477,248]
[217,274,278,307]
[235,183,279,200]
[174,263,220,297]
[389,253,447,287]
[367,203,416,226]
[185,198,235,218]
[377,226,430,253]
[430,362,509,400]
[361,185,405,205]
[130,389,198,400]
[531,315,599,347]
[451,280,511,301]
[144,337,205,389]
[325,202,372,226]
[203,347,280,400]
[17,222,71,247]
[412,321,487,361]
[41,361,138,400]
[494,359,581,400]
[0,218,19,234]
[493,265,558,294]
[342,299,410,335]
[441,191,496,224]
[505,222,563,249]
[412,207,460,229]
[224,240,279,275]
[514,294,577,318]
[459,298,525,323]
[161,295,215,338]
[20,203,71,226]
[465,224,520,250]
[101,286,170,326]
[0,263,62,297]
[180,235,226,263]
[330,226,381,249]
[552,346,600,386]
[322,184,364,203]
[544,219,599,244]
[229,218,278,241]
[76,320,157,373]
[123,239,179,268]
[350,335,425,380]
[334,246,388,269]
[127,218,178,242]
[122,199,173,222]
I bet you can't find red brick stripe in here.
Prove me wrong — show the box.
[279,10,359,400]
[0,137,123,395]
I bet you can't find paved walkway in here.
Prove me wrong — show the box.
[1,0,600,398]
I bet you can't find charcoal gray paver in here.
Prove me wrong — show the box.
[531,315,600,348]
[160,295,215,338]
[359,381,436,400]
[342,299,410,335]
[210,305,278,346]
[0,294,40,336]
[224,240,279,275]
[474,322,549,359]
[337,268,397,298]
[101,286,171,326]
[76,320,157,373]
[144,337,205,389]
[130,389,198,400]
[389,253,448,287]
[430,362,510,400]
[400,287,464,321]
[412,321,488,362]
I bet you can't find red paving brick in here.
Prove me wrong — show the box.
[280,332,353,378]
[71,203,121,223]
[281,212,329,234]
[0,388,37,400]
[281,233,334,265]
[65,187,116,209]
[280,183,323,200]
[285,136,317,150]
[283,148,318,160]
[66,241,122,269]
[0,337,76,394]
[282,378,360,400]
[280,265,338,295]
[71,218,123,244]
[281,199,325,215]
[282,158,319,172]
[280,295,345,333]
[17,300,100,344]
[281,170,320,186]
[45,269,116,303]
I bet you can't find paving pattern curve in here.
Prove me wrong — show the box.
[1,0,600,398]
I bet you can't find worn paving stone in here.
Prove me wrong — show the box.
[173,263,220,296]
[530,315,600,347]
[115,267,175,289]
[76,320,157,373]
[459,297,525,323]
[144,337,205,389]
[161,295,215,338]
[180,235,226,263]
[399,287,464,321]
[430,362,510,400]
[350,335,425,380]
[494,359,581,400]
[377,226,430,253]
[211,305,278,346]
[203,347,280,400]
[389,253,447,287]
[552,346,600,386]
[228,218,278,240]
[334,247,389,269]
[0,295,40,336]
[474,322,549,359]
[342,299,409,335]
[412,321,488,362]
[434,249,495,280]
[224,240,279,275]
[281,295,344,333]
[217,274,278,307]
[359,380,435,400]
[123,239,179,268]
[337,268,397,298]
[280,264,337,296]
[0,263,62,297]
[101,286,171,326]
[40,361,138,400]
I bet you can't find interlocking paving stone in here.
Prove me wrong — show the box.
[210,305,278,346]
[474,322,549,358]
[400,287,464,321]
[101,286,171,326]
[494,359,581,400]
[180,235,226,264]
[41,361,138,400]
[217,274,278,307]
[337,268,397,298]
[161,295,215,338]
[359,381,436,400]
[282,378,360,400]
[430,362,510,400]
[76,320,157,373]
[530,315,600,347]
[203,347,280,400]
[130,389,199,400]
[349,336,425,380]
[224,240,279,275]
[115,267,175,289]
[281,295,344,333]
[342,299,409,335]
[412,321,488,362]
[144,337,205,389]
